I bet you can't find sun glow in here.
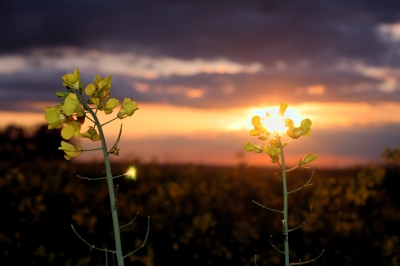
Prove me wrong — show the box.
[263,113,287,135]
[247,105,303,135]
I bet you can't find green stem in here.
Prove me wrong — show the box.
[279,140,290,266]
[82,148,103,152]
[102,117,119,127]
[83,102,124,266]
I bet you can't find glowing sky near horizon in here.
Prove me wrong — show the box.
[2,100,400,167]
[2,1,400,167]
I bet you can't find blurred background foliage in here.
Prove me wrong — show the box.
[0,125,399,265]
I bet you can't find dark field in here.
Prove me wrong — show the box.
[1,125,399,265]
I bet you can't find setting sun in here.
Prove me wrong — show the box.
[263,113,286,134]
[246,104,304,135]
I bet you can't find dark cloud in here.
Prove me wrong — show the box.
[0,65,397,111]
[2,0,400,111]
[111,69,391,108]
[2,0,400,63]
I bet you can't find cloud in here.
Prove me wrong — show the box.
[1,1,400,111]
[1,59,399,111]
[2,0,400,63]
[295,84,326,96]
[377,22,400,42]
[0,49,262,78]
[306,84,326,96]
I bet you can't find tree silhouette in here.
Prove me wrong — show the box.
[0,124,64,162]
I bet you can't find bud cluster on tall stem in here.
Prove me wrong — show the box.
[44,69,146,266]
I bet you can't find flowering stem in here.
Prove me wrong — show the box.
[83,102,124,266]
[279,140,290,266]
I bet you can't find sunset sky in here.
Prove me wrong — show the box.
[2,0,400,167]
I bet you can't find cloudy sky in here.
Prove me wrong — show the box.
[2,0,400,167]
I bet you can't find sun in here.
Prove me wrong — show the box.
[221,104,304,133]
[264,112,287,134]
[247,105,303,134]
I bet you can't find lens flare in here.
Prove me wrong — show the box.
[126,166,137,180]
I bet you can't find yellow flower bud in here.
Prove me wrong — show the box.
[244,142,264,153]
[298,154,318,167]
[286,118,312,139]
[63,93,84,116]
[62,68,83,90]
[44,105,66,129]
[110,143,120,156]
[55,91,69,99]
[85,75,112,100]
[96,75,112,92]
[279,102,288,118]
[81,126,101,141]
[58,141,82,160]
[263,140,281,163]
[250,116,270,136]
[117,98,139,119]
[85,83,96,97]
[61,120,81,140]
[101,98,120,115]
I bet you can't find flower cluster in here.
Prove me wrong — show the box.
[244,103,317,166]
[44,68,139,160]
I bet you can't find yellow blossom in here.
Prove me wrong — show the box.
[62,68,83,90]
[88,95,101,107]
[58,141,82,160]
[81,126,100,141]
[85,75,112,101]
[61,120,81,140]
[55,91,69,99]
[244,103,316,168]
[279,102,288,118]
[298,154,318,167]
[95,75,112,93]
[44,105,66,129]
[286,118,312,139]
[244,142,264,153]
[100,98,120,115]
[264,140,281,163]
[85,83,96,98]
[63,93,85,116]
[250,116,270,137]
[117,98,139,119]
